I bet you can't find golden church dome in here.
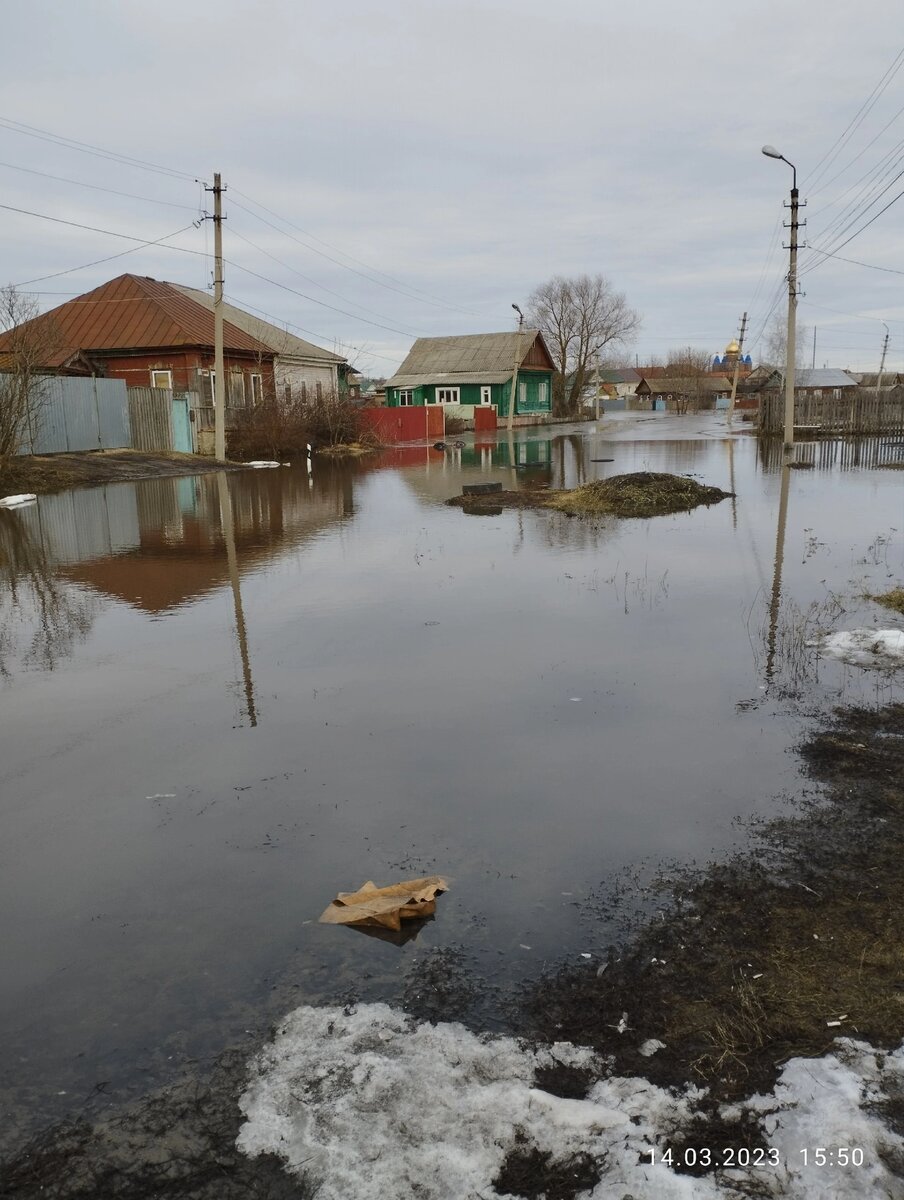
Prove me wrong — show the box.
[725,339,740,355]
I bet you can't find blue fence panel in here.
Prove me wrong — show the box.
[12,375,132,453]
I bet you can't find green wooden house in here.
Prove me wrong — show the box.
[386,330,555,418]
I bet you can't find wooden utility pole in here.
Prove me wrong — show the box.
[594,354,601,422]
[209,173,227,461]
[726,312,747,425]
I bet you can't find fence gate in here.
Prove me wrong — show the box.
[171,396,193,452]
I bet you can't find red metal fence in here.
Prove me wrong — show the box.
[359,406,445,443]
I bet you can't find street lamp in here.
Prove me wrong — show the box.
[762,145,800,461]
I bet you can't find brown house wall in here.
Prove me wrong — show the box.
[92,350,276,395]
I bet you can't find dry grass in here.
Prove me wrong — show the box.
[869,586,904,615]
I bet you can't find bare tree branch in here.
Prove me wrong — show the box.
[527,274,640,416]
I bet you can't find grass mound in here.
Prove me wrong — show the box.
[546,472,732,517]
[869,586,904,615]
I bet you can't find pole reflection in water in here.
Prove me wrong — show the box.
[765,463,791,685]
[216,471,258,727]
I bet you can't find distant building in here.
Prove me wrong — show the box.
[386,330,555,420]
[711,338,752,378]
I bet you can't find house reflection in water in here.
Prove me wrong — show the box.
[10,468,354,722]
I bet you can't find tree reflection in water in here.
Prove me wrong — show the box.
[0,509,97,677]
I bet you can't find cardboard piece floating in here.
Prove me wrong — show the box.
[319,876,449,933]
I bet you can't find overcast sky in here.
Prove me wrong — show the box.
[1,0,903,375]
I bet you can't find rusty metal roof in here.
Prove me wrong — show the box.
[0,274,273,366]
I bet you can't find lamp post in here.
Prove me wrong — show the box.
[762,145,799,462]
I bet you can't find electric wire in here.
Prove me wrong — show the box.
[229,191,476,315]
[0,116,198,182]
[10,224,201,287]
[227,223,427,335]
[804,45,904,193]
[0,160,199,210]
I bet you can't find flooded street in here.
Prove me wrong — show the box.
[2,413,903,1161]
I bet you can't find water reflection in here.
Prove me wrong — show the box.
[0,508,98,677]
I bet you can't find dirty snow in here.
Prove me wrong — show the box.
[0,493,37,507]
[810,628,904,666]
[245,460,282,468]
[237,1003,904,1199]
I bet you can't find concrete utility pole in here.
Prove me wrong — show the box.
[762,146,803,462]
[726,311,747,425]
[877,324,890,397]
[207,173,227,461]
[594,354,601,422]
[507,304,524,435]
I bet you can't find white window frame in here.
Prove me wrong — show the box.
[436,387,460,405]
[518,380,527,405]
[398,388,415,406]
[250,373,263,405]
[480,386,492,405]
[151,369,173,390]
[538,380,548,407]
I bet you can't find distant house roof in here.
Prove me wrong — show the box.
[599,368,641,384]
[852,371,903,388]
[794,368,858,388]
[172,284,345,364]
[637,374,733,394]
[387,330,554,388]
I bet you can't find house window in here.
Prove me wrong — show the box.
[398,389,415,406]
[251,374,263,405]
[518,381,527,405]
[480,386,492,405]
[316,381,323,401]
[151,369,173,389]
[436,387,460,404]
[538,381,548,407]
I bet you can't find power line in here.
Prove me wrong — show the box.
[0,116,199,182]
[223,291,403,367]
[805,45,904,192]
[0,160,198,210]
[804,181,904,274]
[802,245,904,276]
[229,191,476,315]
[227,223,427,336]
[0,200,206,256]
[10,224,201,287]
[224,257,419,338]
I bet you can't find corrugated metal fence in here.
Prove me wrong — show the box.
[128,387,174,451]
[14,376,131,454]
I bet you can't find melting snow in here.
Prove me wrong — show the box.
[236,1003,904,1199]
[810,629,904,666]
[0,493,37,507]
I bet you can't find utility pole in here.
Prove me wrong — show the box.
[877,325,890,398]
[507,304,524,435]
[205,173,227,461]
[594,354,601,422]
[811,326,816,370]
[783,174,800,462]
[762,146,803,463]
[726,311,747,425]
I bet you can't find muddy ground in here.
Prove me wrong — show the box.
[3,701,904,1198]
[0,451,249,497]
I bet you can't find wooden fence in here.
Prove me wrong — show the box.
[128,387,174,451]
[758,432,904,472]
[759,390,904,436]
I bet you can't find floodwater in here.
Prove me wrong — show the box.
[1,413,902,1154]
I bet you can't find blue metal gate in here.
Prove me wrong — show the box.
[172,397,193,453]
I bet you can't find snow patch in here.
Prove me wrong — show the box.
[810,628,904,666]
[0,493,37,507]
[236,1003,904,1198]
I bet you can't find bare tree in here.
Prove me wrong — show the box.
[0,287,62,468]
[526,274,640,416]
[665,346,713,414]
[761,312,809,372]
